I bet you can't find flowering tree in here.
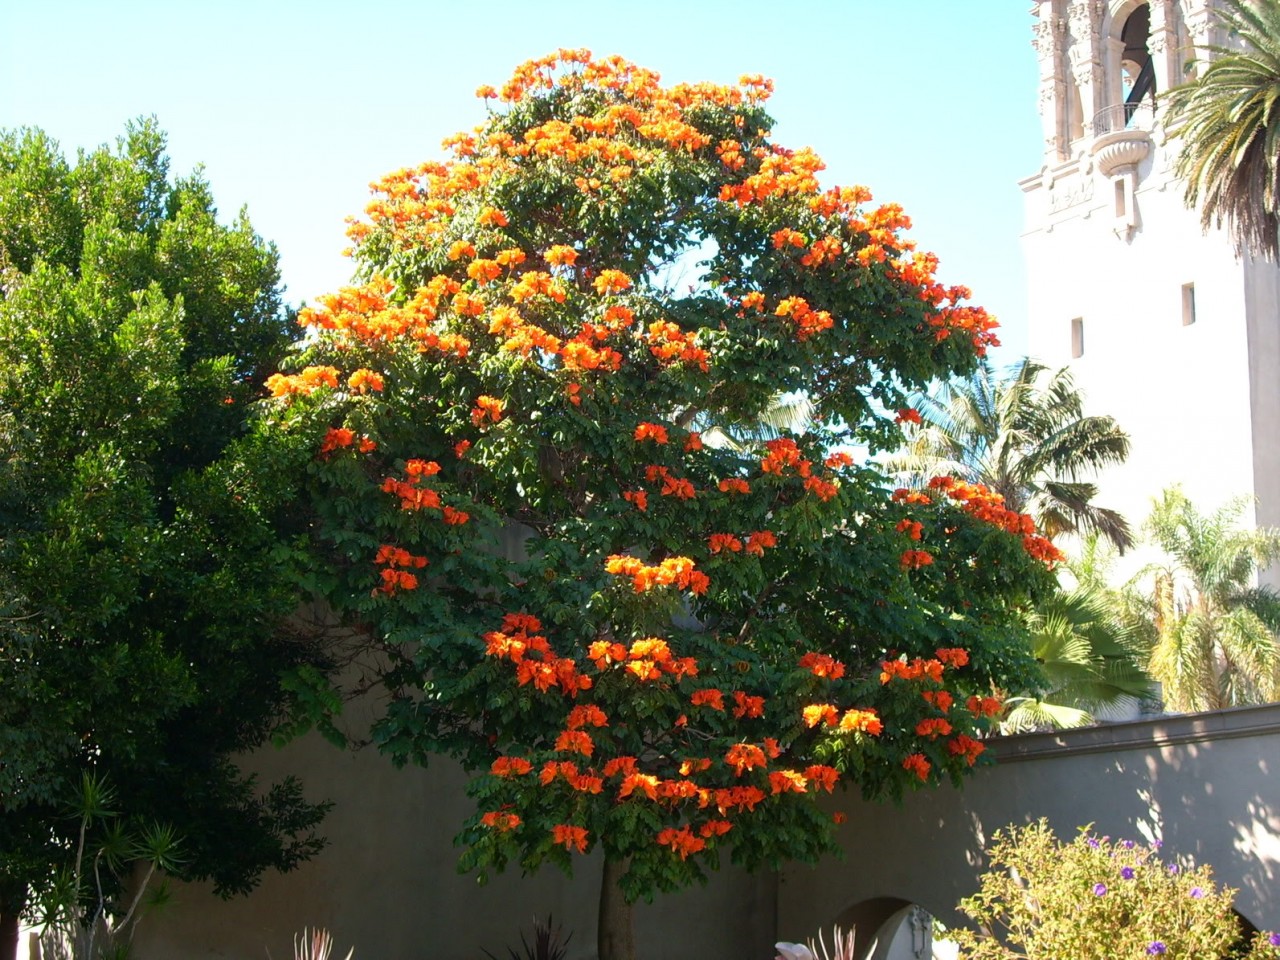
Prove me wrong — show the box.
[269,51,1060,960]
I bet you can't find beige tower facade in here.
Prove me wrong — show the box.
[1021,0,1280,561]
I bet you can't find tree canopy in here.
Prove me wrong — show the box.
[1165,0,1280,260]
[889,357,1133,552]
[0,120,328,948]
[268,51,1061,959]
[1136,487,1280,712]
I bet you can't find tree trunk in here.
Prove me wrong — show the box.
[598,857,635,960]
[0,911,19,960]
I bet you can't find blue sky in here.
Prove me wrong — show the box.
[1,0,1040,360]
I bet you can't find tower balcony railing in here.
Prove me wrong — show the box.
[1092,99,1156,137]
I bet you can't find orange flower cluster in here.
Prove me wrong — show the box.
[645,320,709,371]
[634,422,669,444]
[718,477,751,495]
[915,718,953,739]
[947,734,986,766]
[266,365,340,398]
[798,652,845,679]
[296,277,472,356]
[622,489,648,511]
[773,296,834,341]
[657,825,707,860]
[480,811,521,831]
[348,368,385,393]
[900,549,934,569]
[967,694,1003,718]
[896,518,923,541]
[566,703,608,729]
[490,756,533,777]
[625,636,698,682]
[880,657,946,685]
[708,533,742,554]
[804,704,883,735]
[803,476,839,501]
[373,543,428,595]
[935,647,969,668]
[895,407,921,425]
[471,394,505,426]
[552,823,589,853]
[744,530,777,556]
[644,465,696,500]
[604,554,709,595]
[724,742,767,775]
[319,427,376,455]
[902,753,931,781]
[690,688,725,711]
[838,709,883,735]
[379,460,468,523]
[539,760,602,794]
[761,438,808,476]
[768,770,807,794]
[483,612,591,696]
[926,476,1064,565]
[713,785,766,813]
[731,691,765,719]
[921,690,954,713]
[554,729,594,756]
[891,488,933,506]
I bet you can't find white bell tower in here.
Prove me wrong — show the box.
[1021,0,1280,560]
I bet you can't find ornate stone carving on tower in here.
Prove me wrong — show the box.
[1019,0,1280,584]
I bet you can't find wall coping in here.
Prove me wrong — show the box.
[988,702,1280,763]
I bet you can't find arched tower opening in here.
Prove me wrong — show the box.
[1119,2,1155,124]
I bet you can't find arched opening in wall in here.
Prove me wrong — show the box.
[829,898,957,960]
[1120,3,1155,124]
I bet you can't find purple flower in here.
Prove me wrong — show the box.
[1147,942,1167,955]
[1093,883,1108,896]
[1269,932,1280,947]
[1190,887,1204,899]
[1087,837,1100,848]
[1153,840,1163,850]
[1121,867,1136,880]
[1168,864,1180,875]
[1123,840,1136,850]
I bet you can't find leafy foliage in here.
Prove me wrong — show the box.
[1165,0,1280,261]
[889,358,1132,552]
[269,50,1057,911]
[952,820,1279,960]
[0,120,328,931]
[1133,487,1280,712]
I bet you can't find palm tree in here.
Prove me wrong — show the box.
[1001,539,1155,733]
[1136,487,1280,712]
[890,357,1133,552]
[1164,0,1280,261]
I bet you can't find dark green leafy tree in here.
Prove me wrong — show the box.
[889,357,1133,552]
[1165,0,1280,261]
[0,120,327,957]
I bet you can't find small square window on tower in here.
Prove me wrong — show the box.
[1071,317,1085,358]
[1182,282,1196,325]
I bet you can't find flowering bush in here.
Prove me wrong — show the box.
[952,820,1280,959]
[267,49,1061,957]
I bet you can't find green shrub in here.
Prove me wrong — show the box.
[952,820,1279,959]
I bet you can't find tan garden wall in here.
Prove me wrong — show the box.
[127,704,1280,959]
